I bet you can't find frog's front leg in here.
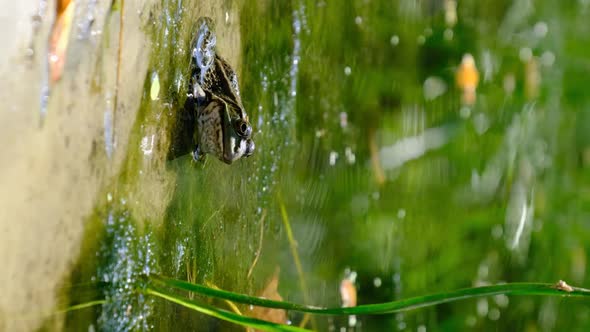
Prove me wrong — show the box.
[192,144,206,162]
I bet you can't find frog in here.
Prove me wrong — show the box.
[187,17,255,164]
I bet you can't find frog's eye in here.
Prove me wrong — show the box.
[245,139,255,157]
[234,119,252,138]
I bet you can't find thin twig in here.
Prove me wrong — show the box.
[15,300,105,321]
[247,209,267,279]
[113,0,125,128]
[55,300,106,314]
[277,194,316,330]
[201,206,223,231]
[205,281,244,316]
[186,256,197,299]
[369,128,385,186]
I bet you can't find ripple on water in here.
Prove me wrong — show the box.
[254,3,307,208]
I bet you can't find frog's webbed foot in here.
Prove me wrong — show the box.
[192,144,206,163]
[192,17,216,82]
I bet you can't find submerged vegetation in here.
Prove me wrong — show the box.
[64,262,590,331]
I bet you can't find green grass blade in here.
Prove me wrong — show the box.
[57,300,106,314]
[341,282,590,315]
[151,274,324,312]
[146,285,311,332]
[152,275,590,315]
[14,300,105,322]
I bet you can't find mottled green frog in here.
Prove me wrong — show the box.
[189,18,255,164]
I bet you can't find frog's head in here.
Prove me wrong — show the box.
[193,88,255,164]
[221,99,255,164]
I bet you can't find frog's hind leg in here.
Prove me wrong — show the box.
[191,17,217,84]
[196,17,215,31]
[166,92,198,161]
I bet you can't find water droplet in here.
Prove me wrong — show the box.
[329,151,338,166]
[345,147,356,164]
[477,298,488,317]
[140,135,155,156]
[492,225,503,239]
[423,76,447,100]
[372,191,380,200]
[534,21,548,38]
[397,209,406,219]
[473,113,490,135]
[519,47,533,62]
[478,264,489,278]
[494,294,509,308]
[460,106,472,118]
[104,104,114,159]
[340,112,348,128]
[488,308,501,320]
[541,51,555,67]
[373,277,382,288]
[503,73,516,94]
[390,35,399,46]
[150,72,160,101]
[444,28,454,40]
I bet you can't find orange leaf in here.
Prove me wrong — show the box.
[250,268,287,329]
[456,53,479,106]
[49,0,75,83]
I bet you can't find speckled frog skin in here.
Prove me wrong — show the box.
[189,18,254,164]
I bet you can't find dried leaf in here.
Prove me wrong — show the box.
[49,0,75,82]
[369,128,385,186]
[525,57,540,100]
[456,53,479,106]
[340,278,357,308]
[340,274,358,328]
[249,268,287,330]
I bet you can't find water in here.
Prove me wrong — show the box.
[98,209,156,331]
[1,0,590,331]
